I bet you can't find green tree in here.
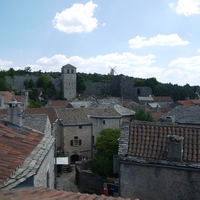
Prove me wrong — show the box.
[0,77,9,90]
[37,74,52,88]
[7,68,15,77]
[77,73,86,93]
[91,128,120,178]
[133,107,153,122]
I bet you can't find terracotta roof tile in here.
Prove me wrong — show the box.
[0,187,131,200]
[0,122,44,185]
[0,91,13,102]
[50,100,70,107]
[121,121,200,164]
[178,100,196,106]
[14,95,26,103]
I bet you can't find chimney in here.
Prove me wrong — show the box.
[167,135,184,162]
[7,101,23,127]
[165,115,175,123]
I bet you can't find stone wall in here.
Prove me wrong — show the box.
[119,162,200,200]
[81,82,111,97]
[5,74,151,101]
[111,75,137,100]
[34,143,55,189]
[134,86,152,97]
[5,75,38,90]
[76,162,104,195]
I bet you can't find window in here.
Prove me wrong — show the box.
[103,120,106,125]
[79,125,82,129]
[67,69,69,73]
[71,69,74,73]
[70,136,82,146]
[46,171,50,188]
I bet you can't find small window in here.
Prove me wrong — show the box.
[67,69,69,73]
[70,136,82,146]
[103,120,105,125]
[79,125,82,129]
[71,69,74,73]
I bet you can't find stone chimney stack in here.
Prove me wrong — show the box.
[167,135,184,162]
[7,101,23,127]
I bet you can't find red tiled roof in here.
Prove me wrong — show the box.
[178,100,196,106]
[128,121,200,163]
[0,187,131,200]
[14,95,26,103]
[191,99,200,105]
[0,122,44,185]
[151,112,165,122]
[0,91,13,102]
[177,99,200,106]
[25,107,57,124]
[50,100,70,107]
[153,96,173,102]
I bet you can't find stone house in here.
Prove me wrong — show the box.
[55,107,121,164]
[0,122,55,190]
[152,96,174,107]
[24,107,60,146]
[118,120,200,200]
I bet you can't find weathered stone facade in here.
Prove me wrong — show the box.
[119,163,200,200]
[61,124,93,163]
[89,117,121,142]
[62,64,76,100]
[34,142,55,189]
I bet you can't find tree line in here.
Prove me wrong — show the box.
[0,68,197,103]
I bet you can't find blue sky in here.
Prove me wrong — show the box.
[0,0,200,86]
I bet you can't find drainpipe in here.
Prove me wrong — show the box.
[54,139,57,189]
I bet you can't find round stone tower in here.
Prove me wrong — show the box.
[61,64,76,100]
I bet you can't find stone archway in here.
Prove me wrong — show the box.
[71,154,79,164]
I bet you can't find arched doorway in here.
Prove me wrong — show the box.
[71,154,79,164]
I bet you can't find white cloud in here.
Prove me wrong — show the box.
[0,59,13,70]
[129,34,189,49]
[35,52,157,75]
[52,1,98,33]
[34,53,200,86]
[167,56,200,85]
[197,48,200,53]
[169,0,200,16]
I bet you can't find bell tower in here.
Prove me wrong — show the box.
[62,64,76,100]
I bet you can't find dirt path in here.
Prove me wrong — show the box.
[56,166,79,192]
